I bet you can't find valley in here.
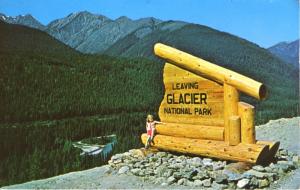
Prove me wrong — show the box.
[0,11,298,187]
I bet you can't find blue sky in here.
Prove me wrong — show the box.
[0,0,298,47]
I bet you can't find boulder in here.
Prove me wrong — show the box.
[167,176,176,184]
[202,178,212,187]
[237,178,249,188]
[252,165,265,172]
[193,179,202,187]
[215,173,228,184]
[130,168,141,175]
[118,166,130,174]
[258,179,270,188]
[202,158,213,166]
[177,178,185,185]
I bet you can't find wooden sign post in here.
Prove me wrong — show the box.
[141,43,279,165]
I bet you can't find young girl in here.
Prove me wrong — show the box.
[145,114,164,149]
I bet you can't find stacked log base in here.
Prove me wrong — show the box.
[153,123,279,164]
[141,134,269,164]
[155,123,224,141]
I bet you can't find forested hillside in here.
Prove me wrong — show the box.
[0,20,163,186]
[0,20,164,123]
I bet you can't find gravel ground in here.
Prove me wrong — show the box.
[1,166,191,189]
[256,117,300,189]
[256,117,300,155]
[2,117,300,189]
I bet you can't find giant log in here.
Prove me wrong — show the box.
[238,102,256,144]
[155,123,224,141]
[224,83,239,141]
[154,43,267,100]
[257,140,280,163]
[141,134,269,164]
[228,116,241,146]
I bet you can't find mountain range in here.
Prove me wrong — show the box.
[0,11,166,53]
[0,13,45,30]
[1,11,297,66]
[268,40,299,66]
[0,12,298,124]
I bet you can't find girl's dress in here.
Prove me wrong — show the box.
[146,121,159,137]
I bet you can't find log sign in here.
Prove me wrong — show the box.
[159,63,224,127]
[141,43,280,165]
[167,82,209,114]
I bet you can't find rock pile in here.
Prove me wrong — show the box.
[108,148,300,189]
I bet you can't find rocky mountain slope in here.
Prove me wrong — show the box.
[268,40,299,66]
[0,11,164,53]
[1,11,298,68]
[45,11,163,53]
[2,117,300,189]
[0,13,45,30]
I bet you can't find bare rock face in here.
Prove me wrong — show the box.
[75,16,162,53]
[0,13,45,30]
[268,40,299,66]
[42,12,164,54]
[46,11,112,50]
[0,11,191,55]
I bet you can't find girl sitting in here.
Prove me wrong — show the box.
[145,114,164,149]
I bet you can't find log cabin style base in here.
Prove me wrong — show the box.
[141,134,279,165]
[142,43,280,165]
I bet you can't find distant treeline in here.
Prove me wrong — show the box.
[0,51,164,122]
[0,113,146,186]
